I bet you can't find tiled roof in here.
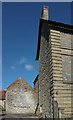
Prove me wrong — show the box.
[7,77,33,90]
[0,90,6,100]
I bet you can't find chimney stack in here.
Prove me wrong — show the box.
[41,6,48,20]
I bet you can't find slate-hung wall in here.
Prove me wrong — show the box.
[36,6,73,118]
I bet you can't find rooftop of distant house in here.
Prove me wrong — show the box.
[0,90,6,100]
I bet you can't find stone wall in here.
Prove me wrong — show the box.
[38,27,73,118]
[49,30,73,118]
[6,78,36,114]
[34,75,40,115]
[0,100,5,108]
[0,100,6,114]
[38,21,52,118]
[36,5,73,119]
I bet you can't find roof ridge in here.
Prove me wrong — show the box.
[7,77,33,90]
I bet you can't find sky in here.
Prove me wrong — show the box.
[2,2,72,89]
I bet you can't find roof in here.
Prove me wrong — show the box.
[36,18,73,60]
[7,77,33,90]
[0,90,6,100]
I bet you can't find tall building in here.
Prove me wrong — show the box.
[35,6,73,118]
[1,6,73,119]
